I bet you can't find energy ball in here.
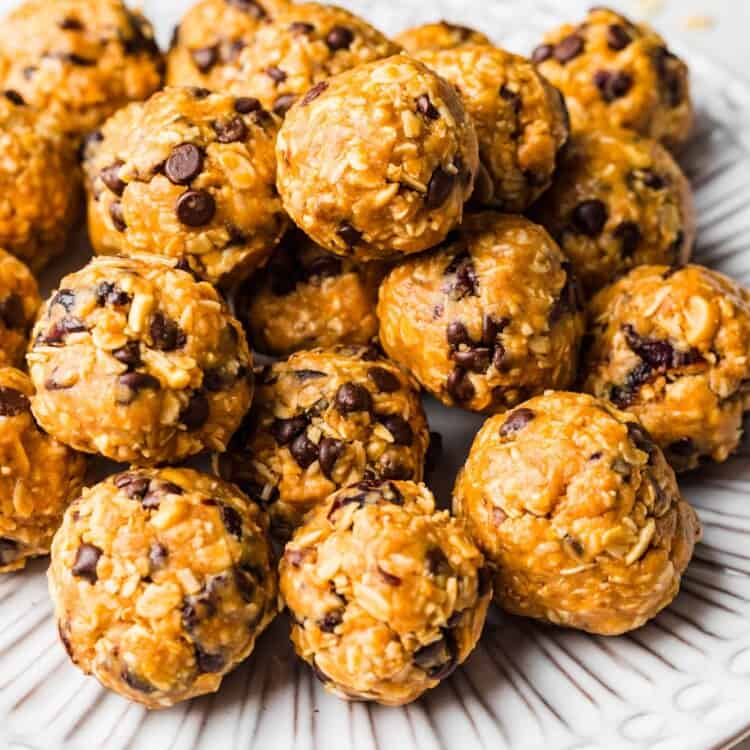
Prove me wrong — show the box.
[49,468,278,708]
[0,0,163,139]
[0,368,86,573]
[377,213,585,413]
[531,7,692,150]
[27,255,253,465]
[166,0,290,90]
[237,230,385,356]
[454,391,701,635]
[582,264,750,472]
[280,479,491,705]
[416,45,569,212]
[276,54,479,260]
[0,94,81,272]
[83,87,288,287]
[394,21,491,54]
[224,2,401,118]
[0,249,41,368]
[216,346,429,540]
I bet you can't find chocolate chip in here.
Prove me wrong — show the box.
[115,472,150,499]
[668,437,697,457]
[446,367,474,402]
[165,143,204,185]
[72,544,102,584]
[95,281,130,306]
[319,608,344,632]
[118,371,160,396]
[594,69,633,101]
[176,189,215,227]
[326,25,354,50]
[226,0,267,18]
[220,504,243,538]
[368,367,400,393]
[59,16,84,30]
[192,45,218,72]
[289,432,319,468]
[273,94,297,116]
[189,86,212,99]
[112,341,141,368]
[453,347,491,373]
[180,391,209,429]
[42,316,87,345]
[379,415,413,446]
[572,199,607,236]
[337,222,361,247]
[378,565,401,586]
[271,416,308,445]
[300,81,328,106]
[499,408,535,437]
[0,537,19,566]
[0,387,29,416]
[100,161,126,195]
[446,320,471,347]
[554,33,584,63]
[482,314,510,346]
[265,65,287,83]
[235,96,261,114]
[194,644,225,674]
[531,43,554,63]
[150,312,185,351]
[109,201,126,232]
[416,94,439,120]
[444,255,479,300]
[62,52,95,66]
[121,670,155,694]
[613,220,641,257]
[290,21,315,34]
[293,369,327,381]
[0,294,25,329]
[426,167,455,209]
[4,89,24,106]
[319,436,344,478]
[607,24,632,50]
[610,362,653,407]
[51,289,77,312]
[640,169,666,190]
[622,324,703,371]
[212,116,248,143]
[378,460,412,480]
[335,382,372,414]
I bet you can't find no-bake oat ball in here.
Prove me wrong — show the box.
[394,21,491,54]
[0,95,81,272]
[530,128,694,293]
[166,0,290,90]
[377,213,585,413]
[215,346,429,540]
[416,45,569,212]
[0,0,163,139]
[532,7,692,149]
[276,54,479,260]
[83,86,288,287]
[0,368,86,574]
[582,264,750,472]
[49,468,278,708]
[224,2,401,118]
[454,391,701,635]
[280,479,491,705]
[27,255,253,465]
[237,230,385,356]
[0,249,41,368]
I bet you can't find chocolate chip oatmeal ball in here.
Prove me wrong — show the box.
[416,45,569,212]
[0,94,81,272]
[83,87,288,287]
[530,129,694,293]
[166,0,289,90]
[0,0,163,139]
[582,264,750,472]
[532,7,692,149]
[280,479,491,705]
[237,230,385,356]
[378,213,585,413]
[27,255,253,465]
[454,391,701,635]
[49,468,278,708]
[394,21,491,54]
[276,54,478,260]
[0,368,86,573]
[0,249,41,368]
[216,346,429,540]
[224,2,401,118]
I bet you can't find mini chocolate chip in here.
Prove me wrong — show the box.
[192,45,218,72]
[0,387,29,416]
[416,94,439,120]
[4,89,24,106]
[378,565,401,586]
[59,16,84,30]
[290,21,315,34]
[176,189,215,227]
[165,143,204,185]
[446,320,471,347]
[72,544,102,584]
[492,344,507,370]
[607,24,632,50]
[0,293,25,329]
[62,52,95,66]
[446,258,479,300]
[235,96,261,114]
[319,608,344,632]
[213,116,248,143]
[112,341,141,368]
[271,416,308,445]
[426,167,455,209]
[572,199,607,236]
[613,220,641,257]
[335,382,372,414]
[668,437,697,456]
[189,86,211,99]
[110,201,126,232]
[446,367,474,402]
[0,537,19,566]
[115,472,150,498]
[100,161,126,195]
[640,169,666,190]
[326,25,354,50]
[194,644,225,673]
[596,70,632,101]
[121,670,155,694]
[337,222,361,247]
[319,436,344,478]
[531,43,554,63]
[482,314,510,346]
[266,66,287,84]
[272,93,297,116]
[118,371,160,394]
[554,33,584,63]
[95,281,130,306]
[300,81,328,106]
[289,432,319,468]
[380,414,414,446]
[453,347,491,373]
[368,367,400,393]
[150,312,185,351]
[42,316,87,345]
[51,289,77,312]
[499,408,535,437]
[180,391,210,429]
[377,459,412,481]
[226,0,267,18]
[220,504,243,538]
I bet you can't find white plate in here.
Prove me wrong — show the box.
[3,1,750,749]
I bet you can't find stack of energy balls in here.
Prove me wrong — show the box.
[0,0,744,711]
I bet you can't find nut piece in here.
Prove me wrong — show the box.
[280,479,491,705]
[582,264,750,472]
[453,391,701,635]
[394,21,491,54]
[276,54,479,260]
[48,468,278,708]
